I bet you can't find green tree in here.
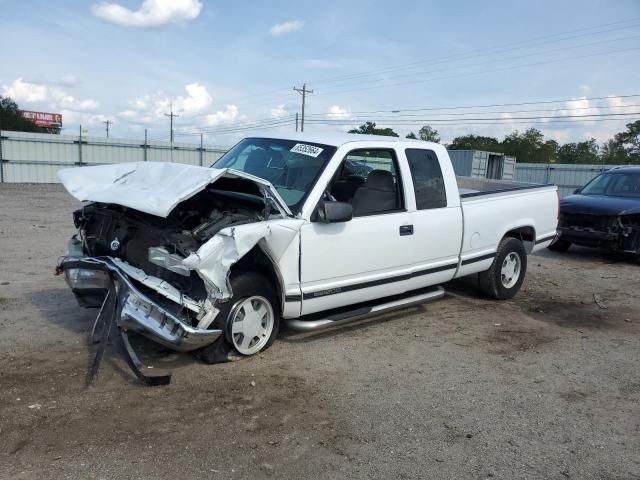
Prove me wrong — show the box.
[448,134,502,151]
[0,96,59,134]
[556,138,599,164]
[600,139,629,165]
[418,125,440,143]
[348,121,399,137]
[614,120,640,163]
[405,131,417,139]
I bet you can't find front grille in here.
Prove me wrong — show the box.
[560,213,616,230]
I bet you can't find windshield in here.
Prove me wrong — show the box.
[581,172,640,198]
[213,137,337,213]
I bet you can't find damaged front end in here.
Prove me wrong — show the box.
[56,162,290,383]
[557,212,640,253]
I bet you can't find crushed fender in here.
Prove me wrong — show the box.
[182,223,273,299]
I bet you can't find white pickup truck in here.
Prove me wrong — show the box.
[58,133,558,379]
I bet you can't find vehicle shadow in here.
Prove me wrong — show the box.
[535,245,639,265]
[29,287,198,383]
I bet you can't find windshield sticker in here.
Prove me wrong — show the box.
[290,143,324,157]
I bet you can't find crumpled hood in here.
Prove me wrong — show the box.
[561,194,640,216]
[58,161,291,218]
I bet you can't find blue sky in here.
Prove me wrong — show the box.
[1,0,639,145]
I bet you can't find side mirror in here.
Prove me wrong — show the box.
[573,188,582,194]
[313,201,353,223]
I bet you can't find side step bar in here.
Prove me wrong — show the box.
[284,286,445,332]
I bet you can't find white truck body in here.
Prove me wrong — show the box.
[59,133,558,362]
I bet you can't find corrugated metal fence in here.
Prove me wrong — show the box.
[513,163,626,197]
[0,130,229,183]
[0,131,628,196]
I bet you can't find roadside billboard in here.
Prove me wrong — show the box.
[19,110,63,128]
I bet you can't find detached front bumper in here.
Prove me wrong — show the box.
[60,256,222,352]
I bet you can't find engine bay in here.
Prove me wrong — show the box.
[72,185,267,301]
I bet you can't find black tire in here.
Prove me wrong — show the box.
[478,237,527,300]
[548,239,571,252]
[196,271,280,364]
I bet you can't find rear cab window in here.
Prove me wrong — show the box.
[405,148,447,209]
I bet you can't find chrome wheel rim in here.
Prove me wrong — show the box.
[229,296,274,355]
[500,252,521,289]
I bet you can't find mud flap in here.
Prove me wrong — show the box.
[86,276,171,386]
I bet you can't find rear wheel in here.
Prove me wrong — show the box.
[548,239,571,252]
[196,271,280,364]
[478,237,527,300]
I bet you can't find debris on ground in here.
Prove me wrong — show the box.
[593,293,608,310]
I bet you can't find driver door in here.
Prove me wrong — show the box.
[299,148,416,315]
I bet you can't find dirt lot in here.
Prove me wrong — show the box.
[0,184,639,480]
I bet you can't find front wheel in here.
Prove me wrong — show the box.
[196,271,280,364]
[478,237,527,300]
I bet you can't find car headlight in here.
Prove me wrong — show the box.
[64,268,110,290]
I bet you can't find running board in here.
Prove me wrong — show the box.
[284,287,445,332]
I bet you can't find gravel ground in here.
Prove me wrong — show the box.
[0,183,639,480]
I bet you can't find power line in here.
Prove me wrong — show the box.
[180,115,296,135]
[314,34,640,94]
[305,93,640,116]
[305,112,640,127]
[310,20,640,89]
[306,103,640,121]
[226,16,640,107]
[179,117,296,136]
[315,47,640,97]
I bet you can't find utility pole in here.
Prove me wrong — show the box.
[295,113,299,132]
[164,101,180,143]
[78,125,83,166]
[293,83,313,132]
[102,120,113,138]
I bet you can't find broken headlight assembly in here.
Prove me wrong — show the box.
[147,246,191,277]
[64,268,110,290]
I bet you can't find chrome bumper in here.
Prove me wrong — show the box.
[61,256,222,352]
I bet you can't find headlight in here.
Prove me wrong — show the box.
[64,268,110,290]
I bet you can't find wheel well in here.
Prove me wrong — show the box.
[231,246,284,313]
[504,226,535,254]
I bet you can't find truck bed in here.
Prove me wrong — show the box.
[456,176,552,198]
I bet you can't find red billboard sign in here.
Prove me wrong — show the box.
[19,110,63,128]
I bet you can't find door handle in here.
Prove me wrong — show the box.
[399,225,414,236]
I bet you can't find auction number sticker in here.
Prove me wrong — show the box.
[290,143,324,157]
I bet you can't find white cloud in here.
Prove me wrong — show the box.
[206,105,239,126]
[270,104,288,119]
[2,78,48,102]
[119,83,239,128]
[59,95,99,111]
[327,105,352,120]
[2,78,100,118]
[270,20,304,36]
[154,83,212,117]
[92,0,202,27]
